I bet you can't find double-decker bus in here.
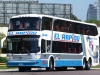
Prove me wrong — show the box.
[2,14,99,72]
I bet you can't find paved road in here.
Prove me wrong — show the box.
[0,68,100,75]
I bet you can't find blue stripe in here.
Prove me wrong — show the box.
[7,60,48,68]
[7,59,83,67]
[55,60,82,67]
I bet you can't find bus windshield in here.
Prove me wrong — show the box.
[7,35,40,53]
[9,17,41,30]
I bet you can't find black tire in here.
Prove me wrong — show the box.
[18,67,31,72]
[85,59,91,70]
[55,67,61,71]
[76,67,80,70]
[26,67,31,71]
[55,67,67,71]
[62,67,67,71]
[80,59,86,70]
[46,59,54,71]
[18,67,25,72]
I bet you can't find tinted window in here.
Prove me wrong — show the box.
[54,19,98,36]
[7,35,40,53]
[9,17,41,30]
[42,17,52,30]
[54,20,74,33]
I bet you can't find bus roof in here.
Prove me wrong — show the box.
[11,14,97,26]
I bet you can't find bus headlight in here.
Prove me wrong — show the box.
[6,56,12,60]
[6,56,10,60]
[34,55,41,59]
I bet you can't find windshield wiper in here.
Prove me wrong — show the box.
[22,47,30,55]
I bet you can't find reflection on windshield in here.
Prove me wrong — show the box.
[9,17,41,30]
[7,36,40,53]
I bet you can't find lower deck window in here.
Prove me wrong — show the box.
[52,41,82,53]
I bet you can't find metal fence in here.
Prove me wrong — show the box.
[0,0,72,24]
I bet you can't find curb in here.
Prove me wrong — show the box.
[0,65,6,66]
[0,69,18,71]
[0,63,6,64]
[0,63,6,65]
[0,68,43,71]
[0,63,6,66]
[91,68,100,69]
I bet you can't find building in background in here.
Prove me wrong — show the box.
[0,0,72,25]
[98,0,100,20]
[87,2,98,20]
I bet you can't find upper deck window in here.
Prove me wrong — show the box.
[42,17,52,30]
[9,17,41,30]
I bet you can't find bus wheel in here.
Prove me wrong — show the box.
[55,67,61,71]
[85,59,91,70]
[76,67,80,70]
[18,67,25,72]
[46,58,54,71]
[55,67,67,71]
[80,59,86,70]
[62,67,67,71]
[26,67,31,71]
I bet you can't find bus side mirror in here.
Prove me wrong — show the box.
[2,47,7,53]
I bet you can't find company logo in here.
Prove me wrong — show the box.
[16,31,37,35]
[54,33,80,42]
[8,32,13,35]
[8,31,37,35]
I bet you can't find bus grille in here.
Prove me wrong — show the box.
[12,55,32,60]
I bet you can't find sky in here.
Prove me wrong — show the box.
[39,0,97,21]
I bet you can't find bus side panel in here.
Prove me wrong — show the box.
[41,54,83,67]
[83,35,99,66]
[55,60,82,67]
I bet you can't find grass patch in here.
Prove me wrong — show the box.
[0,57,6,63]
[0,66,17,69]
[91,64,100,68]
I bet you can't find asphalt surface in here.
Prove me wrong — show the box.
[0,67,100,71]
[0,68,100,75]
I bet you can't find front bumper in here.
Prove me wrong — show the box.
[7,60,48,68]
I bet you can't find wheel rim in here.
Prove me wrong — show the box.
[50,62,52,69]
[83,61,85,69]
[88,61,90,68]
[51,62,53,69]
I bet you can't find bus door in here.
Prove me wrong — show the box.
[41,39,51,53]
[41,39,46,53]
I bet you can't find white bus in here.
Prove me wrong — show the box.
[2,14,99,72]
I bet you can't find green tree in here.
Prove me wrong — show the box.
[85,19,100,26]
[0,33,6,41]
[0,33,6,53]
[71,13,81,21]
